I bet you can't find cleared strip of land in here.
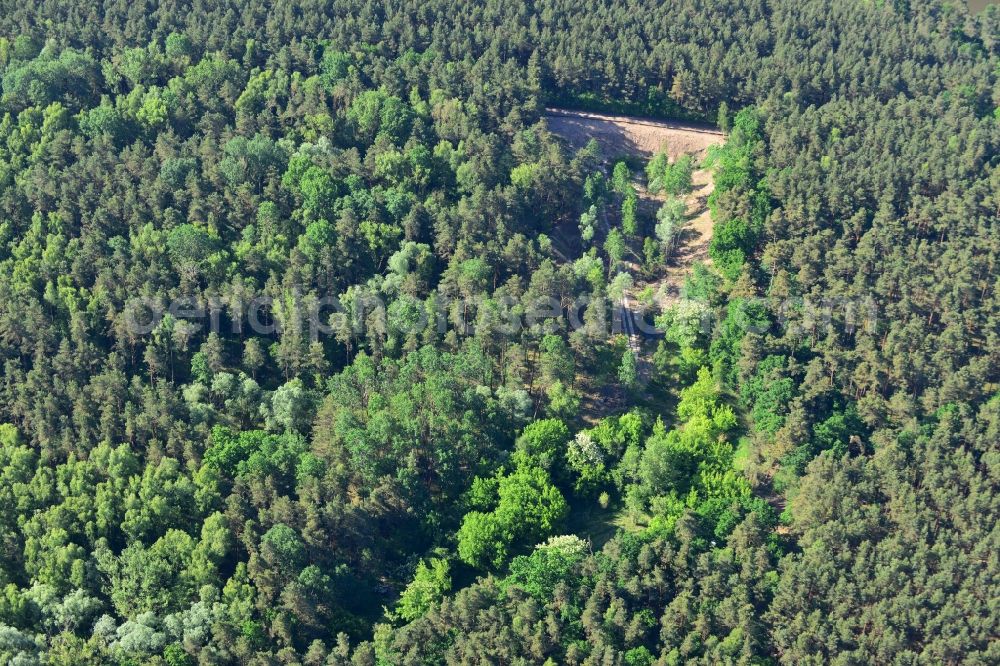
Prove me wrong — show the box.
[547,107,724,418]
[543,107,722,160]
[545,107,722,308]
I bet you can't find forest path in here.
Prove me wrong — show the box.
[644,167,716,310]
[617,165,716,390]
[544,108,723,422]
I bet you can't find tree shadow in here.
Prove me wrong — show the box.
[671,226,710,264]
[543,113,648,162]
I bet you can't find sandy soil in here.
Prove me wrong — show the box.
[543,108,722,160]
[653,168,716,308]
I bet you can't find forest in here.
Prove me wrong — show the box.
[0,0,997,664]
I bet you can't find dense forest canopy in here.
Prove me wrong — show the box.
[0,0,996,664]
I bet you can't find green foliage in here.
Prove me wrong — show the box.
[458,465,568,569]
[709,298,770,385]
[98,529,198,617]
[348,89,413,144]
[545,380,581,421]
[456,511,505,570]
[2,48,99,110]
[681,262,722,303]
[604,227,626,270]
[0,423,22,447]
[393,557,451,622]
[218,134,287,190]
[204,426,317,492]
[654,196,687,257]
[709,108,762,193]
[79,101,131,142]
[780,404,865,478]
[164,33,192,61]
[502,535,587,600]
[261,523,306,570]
[704,106,769,280]
[611,161,631,194]
[768,412,995,662]
[565,430,607,495]
[623,367,746,536]
[637,423,697,496]
[647,153,693,195]
[741,355,794,436]
[618,349,637,389]
[265,378,316,433]
[320,49,353,82]
[708,216,754,280]
[657,299,711,351]
[514,419,570,471]
[539,334,574,385]
[166,224,218,267]
[622,190,639,236]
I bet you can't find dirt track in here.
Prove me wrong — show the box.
[543,108,723,160]
[654,167,715,307]
[549,107,723,420]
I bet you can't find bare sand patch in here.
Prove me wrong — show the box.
[544,108,722,160]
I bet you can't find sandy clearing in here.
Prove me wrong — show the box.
[543,107,722,160]
[543,107,723,309]
[544,108,723,315]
